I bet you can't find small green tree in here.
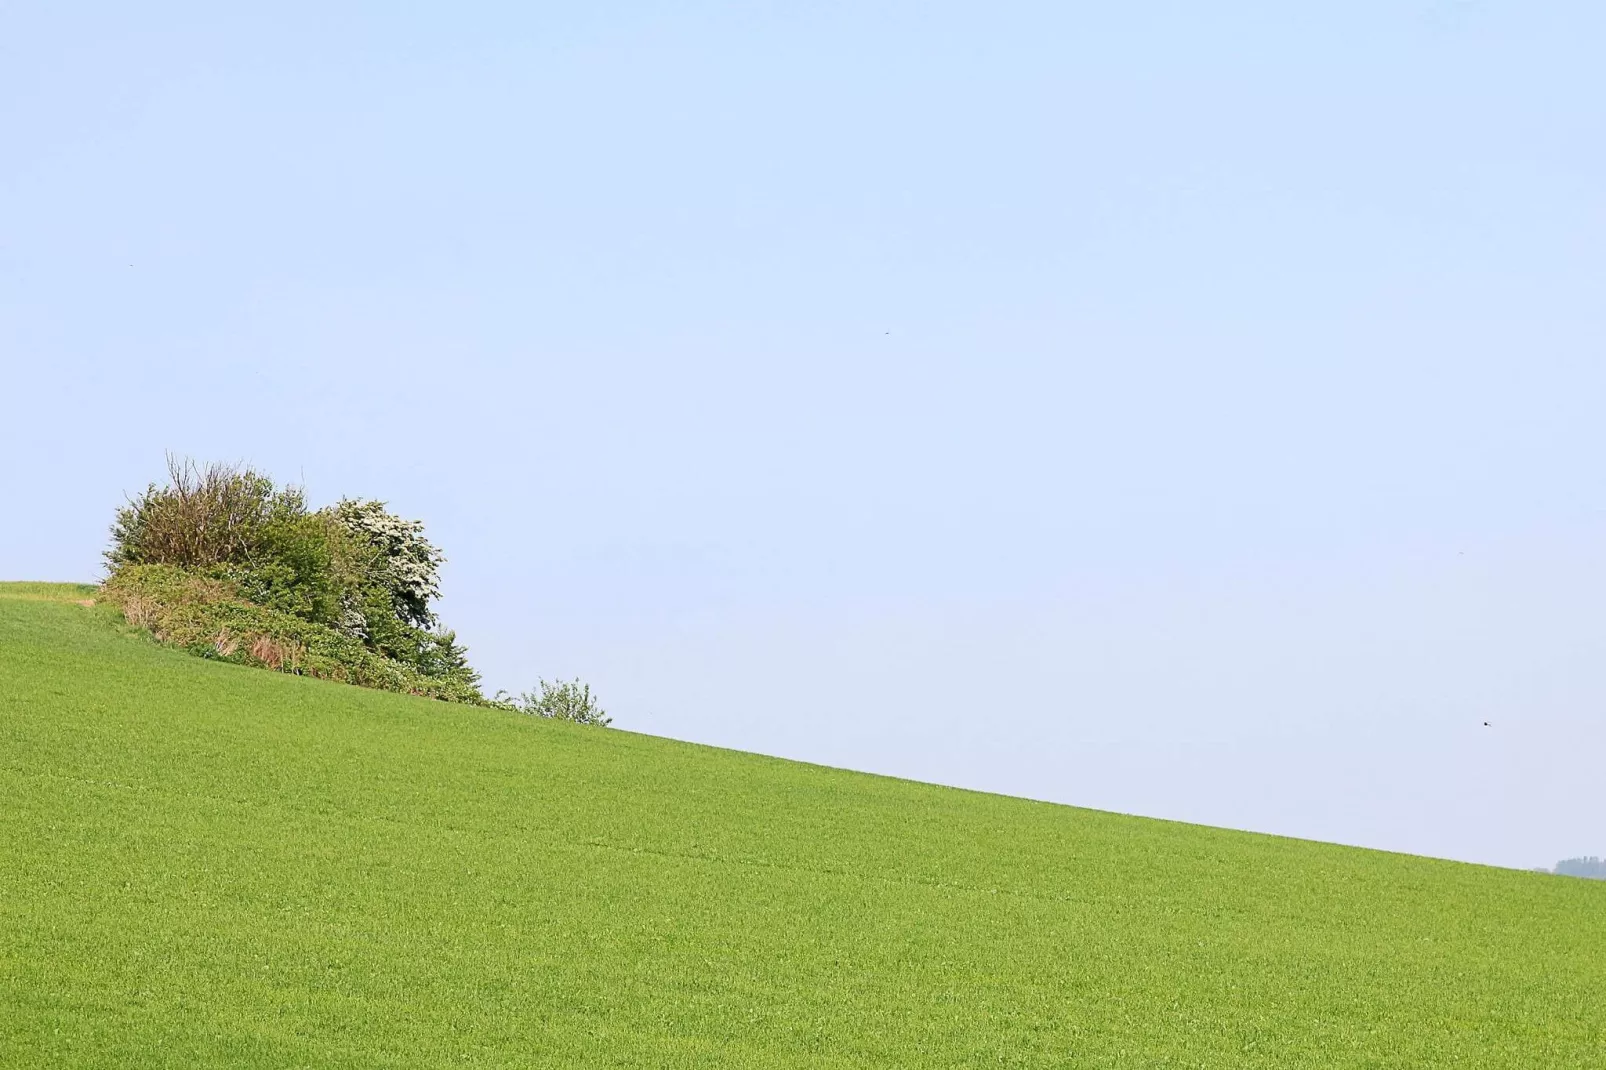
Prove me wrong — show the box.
[500,679,611,726]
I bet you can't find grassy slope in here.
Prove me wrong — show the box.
[2,583,1602,1069]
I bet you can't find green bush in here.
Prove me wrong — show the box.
[498,678,611,726]
[331,498,443,630]
[105,458,614,719]
[108,456,290,571]
[102,565,486,704]
[104,458,485,703]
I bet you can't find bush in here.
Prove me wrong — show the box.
[108,456,288,571]
[331,498,443,630]
[104,458,487,703]
[105,457,614,720]
[499,679,611,726]
[107,458,468,687]
[101,565,487,703]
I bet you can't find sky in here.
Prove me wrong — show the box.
[2,1,1602,871]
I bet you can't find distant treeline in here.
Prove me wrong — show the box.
[1545,857,1606,880]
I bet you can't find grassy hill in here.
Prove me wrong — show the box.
[3,582,1603,1068]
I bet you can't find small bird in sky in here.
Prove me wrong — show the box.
[1483,721,1491,727]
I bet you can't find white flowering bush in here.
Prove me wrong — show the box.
[332,498,445,629]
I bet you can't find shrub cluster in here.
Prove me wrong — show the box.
[106,457,481,703]
[102,565,486,703]
[104,457,614,722]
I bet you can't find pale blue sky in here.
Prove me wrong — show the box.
[3,2,1602,870]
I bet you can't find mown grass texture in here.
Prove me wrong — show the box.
[2,582,1603,1068]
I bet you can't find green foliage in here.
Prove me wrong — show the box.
[107,456,289,571]
[4,586,1605,1067]
[100,565,485,704]
[331,498,444,630]
[500,677,611,726]
[226,506,356,626]
[104,458,480,699]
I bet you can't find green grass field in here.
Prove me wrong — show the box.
[3,581,1603,1067]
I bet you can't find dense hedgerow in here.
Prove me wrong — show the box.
[105,457,483,704]
[101,565,486,704]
